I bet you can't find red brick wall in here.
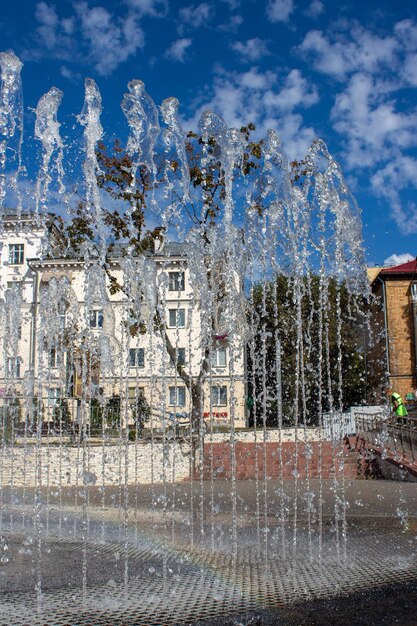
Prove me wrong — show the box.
[385,278,416,399]
[199,441,357,480]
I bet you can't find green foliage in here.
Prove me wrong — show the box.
[105,395,121,429]
[248,274,367,426]
[129,395,151,440]
[0,397,21,443]
[90,396,122,433]
[89,397,104,434]
[52,399,70,433]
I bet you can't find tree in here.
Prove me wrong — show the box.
[248,274,367,427]
[61,104,367,447]
[0,396,21,443]
[105,394,121,430]
[89,397,104,435]
[52,399,70,434]
[131,394,151,439]
[63,125,262,450]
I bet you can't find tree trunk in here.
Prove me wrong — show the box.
[190,382,204,478]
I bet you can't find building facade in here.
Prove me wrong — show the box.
[369,259,417,402]
[0,212,247,432]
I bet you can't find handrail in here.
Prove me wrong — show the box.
[356,412,417,463]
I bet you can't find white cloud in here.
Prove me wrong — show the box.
[220,0,241,9]
[305,1,324,18]
[403,52,417,86]
[383,253,414,267]
[74,2,145,75]
[297,18,417,238]
[394,19,417,50]
[298,26,397,80]
[371,156,417,234]
[60,65,81,82]
[231,38,269,62]
[263,69,319,110]
[125,0,168,16]
[331,73,417,168]
[61,17,75,35]
[266,0,294,24]
[35,2,59,49]
[32,1,159,75]
[218,14,243,33]
[178,3,214,30]
[297,20,417,86]
[184,67,318,160]
[165,38,192,63]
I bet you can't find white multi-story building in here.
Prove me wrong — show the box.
[0,211,247,432]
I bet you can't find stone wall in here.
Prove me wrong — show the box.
[1,429,358,486]
[1,441,191,487]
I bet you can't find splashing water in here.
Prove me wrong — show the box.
[122,79,160,211]
[77,78,106,259]
[161,96,190,222]
[0,51,23,218]
[34,86,65,219]
[0,49,413,626]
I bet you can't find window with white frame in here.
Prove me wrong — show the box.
[89,309,103,329]
[6,357,21,378]
[168,308,185,328]
[211,347,226,368]
[58,299,67,329]
[9,243,24,265]
[129,348,145,368]
[169,386,186,406]
[168,271,185,291]
[48,347,61,368]
[176,347,186,366]
[211,385,227,406]
[47,387,61,406]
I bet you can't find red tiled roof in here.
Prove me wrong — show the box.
[380,259,417,275]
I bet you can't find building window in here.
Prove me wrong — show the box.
[6,357,21,378]
[89,309,103,329]
[48,347,61,368]
[169,386,186,406]
[168,271,185,291]
[211,347,226,368]
[168,308,185,328]
[211,385,227,406]
[129,348,145,368]
[58,299,67,329]
[7,281,22,293]
[128,386,145,406]
[9,243,24,265]
[47,387,61,406]
[176,348,186,366]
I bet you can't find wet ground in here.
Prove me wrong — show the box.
[195,579,417,625]
[0,480,416,625]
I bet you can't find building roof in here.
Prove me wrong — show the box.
[367,267,383,283]
[59,240,187,259]
[380,259,417,277]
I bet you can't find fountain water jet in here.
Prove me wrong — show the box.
[0,50,415,626]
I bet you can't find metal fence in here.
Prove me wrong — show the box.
[356,412,417,464]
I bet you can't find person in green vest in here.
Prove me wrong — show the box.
[391,391,408,424]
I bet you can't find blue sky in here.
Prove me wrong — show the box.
[1,0,417,266]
